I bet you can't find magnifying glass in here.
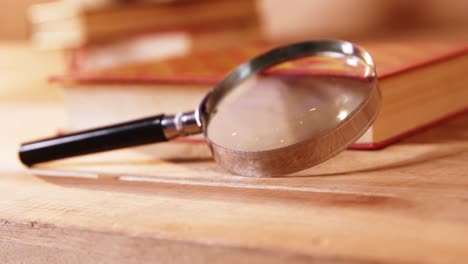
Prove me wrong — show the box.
[19,40,381,177]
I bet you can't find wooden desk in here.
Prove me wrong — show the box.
[1,44,467,264]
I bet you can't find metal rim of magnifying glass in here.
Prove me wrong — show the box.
[195,40,381,177]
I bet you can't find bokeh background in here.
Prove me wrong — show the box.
[1,0,467,41]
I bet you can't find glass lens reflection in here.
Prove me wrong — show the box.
[206,54,374,152]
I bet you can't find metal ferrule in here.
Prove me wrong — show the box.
[161,111,202,140]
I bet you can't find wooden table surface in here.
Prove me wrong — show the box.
[1,43,468,264]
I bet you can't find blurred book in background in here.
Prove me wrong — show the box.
[51,41,468,149]
[24,0,468,70]
[4,0,468,41]
[67,24,261,72]
[29,0,260,48]
[29,0,262,70]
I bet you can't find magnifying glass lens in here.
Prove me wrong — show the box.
[206,54,374,152]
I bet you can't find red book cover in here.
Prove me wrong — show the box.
[52,41,468,149]
[55,41,468,84]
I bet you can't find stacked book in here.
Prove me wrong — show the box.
[29,0,262,71]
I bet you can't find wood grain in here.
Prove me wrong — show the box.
[1,44,468,264]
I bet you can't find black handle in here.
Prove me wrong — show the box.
[19,114,168,166]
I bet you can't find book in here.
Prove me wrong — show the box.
[29,0,259,49]
[52,41,468,149]
[67,23,262,72]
